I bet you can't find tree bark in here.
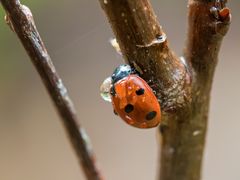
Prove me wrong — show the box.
[1,0,231,179]
[0,1,103,180]
[99,0,231,180]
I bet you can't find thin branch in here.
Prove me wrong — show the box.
[185,0,231,79]
[0,1,103,179]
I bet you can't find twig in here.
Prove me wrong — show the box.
[185,0,231,78]
[0,1,103,179]
[99,0,231,180]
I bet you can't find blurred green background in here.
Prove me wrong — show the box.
[0,1,239,180]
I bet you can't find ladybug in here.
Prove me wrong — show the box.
[109,64,161,129]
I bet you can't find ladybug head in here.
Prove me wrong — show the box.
[111,64,133,84]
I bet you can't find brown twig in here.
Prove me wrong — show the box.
[0,0,103,179]
[99,0,231,180]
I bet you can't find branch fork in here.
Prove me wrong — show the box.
[99,0,231,180]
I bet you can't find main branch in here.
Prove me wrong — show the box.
[99,0,191,110]
[99,0,231,180]
[0,1,103,179]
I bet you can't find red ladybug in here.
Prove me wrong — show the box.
[110,65,161,128]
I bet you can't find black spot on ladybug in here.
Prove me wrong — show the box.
[136,88,145,95]
[124,104,134,113]
[110,86,116,96]
[113,109,118,116]
[146,111,157,120]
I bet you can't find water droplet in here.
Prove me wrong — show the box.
[100,77,112,102]
[193,130,201,136]
[140,122,147,128]
[109,38,122,55]
[4,14,15,32]
[126,116,134,125]
[136,34,167,48]
[210,7,219,19]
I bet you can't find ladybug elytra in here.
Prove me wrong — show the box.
[101,64,161,129]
